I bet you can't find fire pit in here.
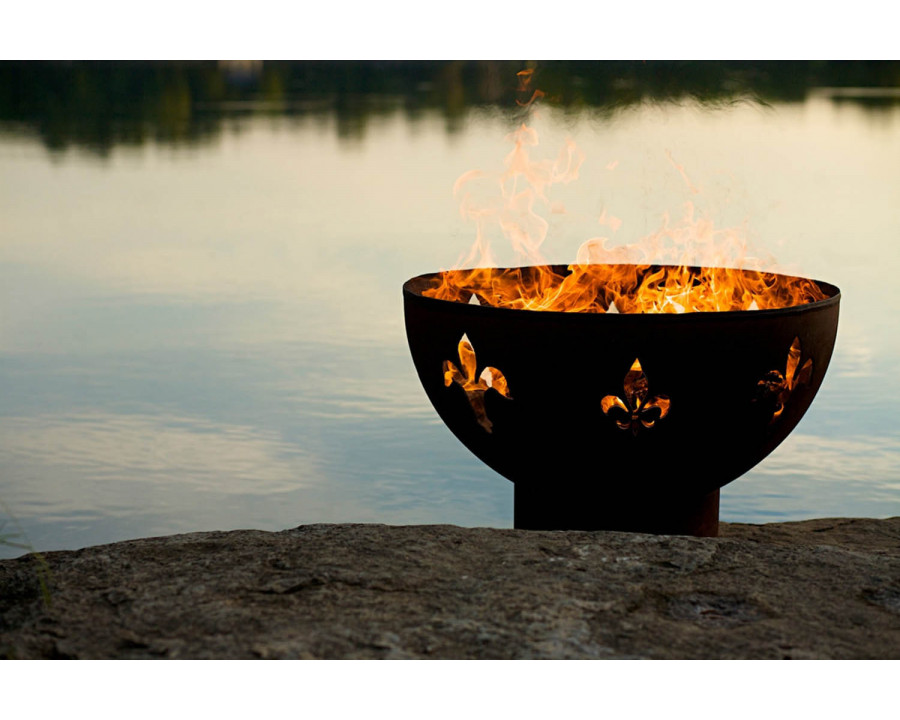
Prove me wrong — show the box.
[403,263,840,536]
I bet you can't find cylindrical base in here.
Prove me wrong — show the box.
[514,485,720,537]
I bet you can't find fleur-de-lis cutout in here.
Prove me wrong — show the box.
[601,359,671,435]
[443,335,512,433]
[756,337,813,423]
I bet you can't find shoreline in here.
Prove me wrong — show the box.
[2,518,899,659]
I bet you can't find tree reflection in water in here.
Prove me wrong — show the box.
[1,60,899,156]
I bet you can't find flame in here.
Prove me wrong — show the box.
[443,335,511,432]
[424,263,826,314]
[427,200,827,313]
[601,358,671,435]
[757,337,815,423]
[424,70,828,315]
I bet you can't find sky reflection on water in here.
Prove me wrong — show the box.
[2,74,900,557]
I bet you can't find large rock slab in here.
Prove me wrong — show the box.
[2,519,899,659]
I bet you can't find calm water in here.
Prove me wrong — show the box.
[2,63,900,557]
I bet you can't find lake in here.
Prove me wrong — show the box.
[2,61,899,558]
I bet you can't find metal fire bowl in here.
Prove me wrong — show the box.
[403,264,840,535]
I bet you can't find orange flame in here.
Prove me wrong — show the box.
[601,359,671,435]
[424,264,826,314]
[443,335,511,432]
[425,71,828,314]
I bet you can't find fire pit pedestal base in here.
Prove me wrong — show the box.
[513,486,720,537]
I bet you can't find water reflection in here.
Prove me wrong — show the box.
[726,433,900,521]
[2,61,900,155]
[0,412,319,495]
[1,62,899,558]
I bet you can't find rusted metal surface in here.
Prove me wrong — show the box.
[403,264,841,537]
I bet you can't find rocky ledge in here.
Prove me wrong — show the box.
[2,518,899,659]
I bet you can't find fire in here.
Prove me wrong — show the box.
[425,263,826,314]
[443,335,511,433]
[423,70,828,314]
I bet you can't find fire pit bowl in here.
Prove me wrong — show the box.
[403,264,840,536]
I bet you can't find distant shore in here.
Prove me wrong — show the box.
[2,518,899,659]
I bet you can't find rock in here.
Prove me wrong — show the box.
[1,519,899,659]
